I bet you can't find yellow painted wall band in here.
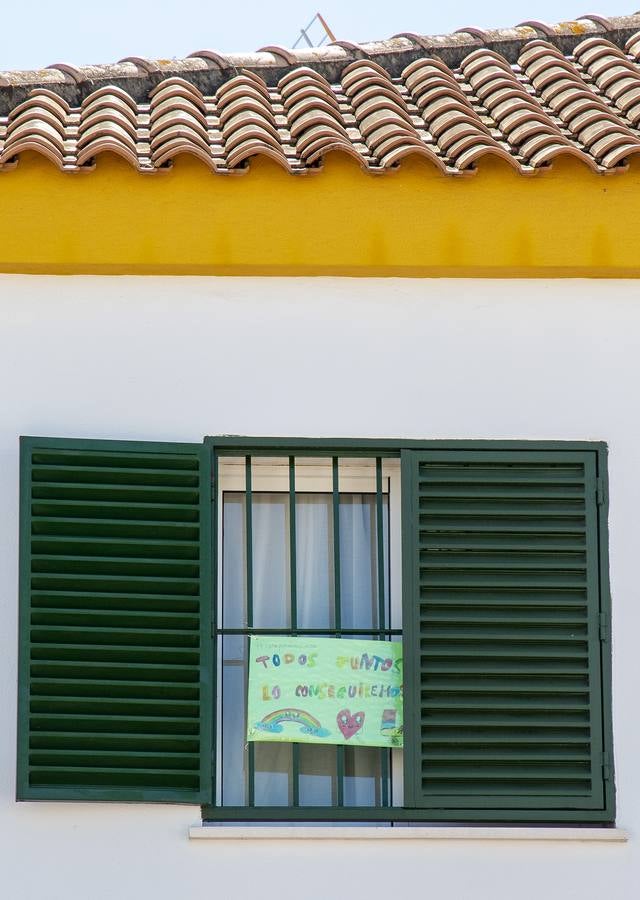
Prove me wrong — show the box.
[0,151,638,276]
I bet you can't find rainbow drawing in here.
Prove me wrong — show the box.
[253,708,331,738]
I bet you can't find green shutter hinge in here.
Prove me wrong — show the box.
[602,751,613,782]
[596,477,607,506]
[599,611,609,642]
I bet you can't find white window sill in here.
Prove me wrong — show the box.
[189,825,628,842]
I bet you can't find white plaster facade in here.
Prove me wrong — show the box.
[0,275,637,900]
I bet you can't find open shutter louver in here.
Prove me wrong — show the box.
[18,437,212,802]
[402,449,610,821]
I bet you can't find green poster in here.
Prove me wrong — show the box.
[247,636,403,748]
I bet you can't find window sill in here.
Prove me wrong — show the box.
[189,825,628,842]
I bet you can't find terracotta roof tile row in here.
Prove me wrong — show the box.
[4,14,640,175]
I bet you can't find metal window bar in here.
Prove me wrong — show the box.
[245,456,255,806]
[332,457,344,806]
[217,451,393,811]
[376,456,390,807]
[289,456,300,806]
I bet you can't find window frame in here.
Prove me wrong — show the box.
[214,456,403,811]
[202,437,614,824]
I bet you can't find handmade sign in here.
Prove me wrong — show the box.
[246,636,403,748]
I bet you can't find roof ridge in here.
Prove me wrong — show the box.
[1,13,639,111]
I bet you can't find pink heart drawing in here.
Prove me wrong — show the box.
[337,709,365,740]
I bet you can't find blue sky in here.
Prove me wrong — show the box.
[0,2,632,70]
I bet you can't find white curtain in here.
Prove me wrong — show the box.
[221,491,386,807]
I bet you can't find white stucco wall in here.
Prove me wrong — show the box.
[0,275,637,899]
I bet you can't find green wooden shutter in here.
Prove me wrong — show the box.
[17,436,212,803]
[401,448,613,822]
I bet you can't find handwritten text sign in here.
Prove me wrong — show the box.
[247,636,403,748]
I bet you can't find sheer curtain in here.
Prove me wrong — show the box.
[221,490,387,807]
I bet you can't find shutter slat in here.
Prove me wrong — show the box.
[423,667,589,676]
[423,614,587,625]
[32,591,200,611]
[420,552,586,568]
[422,700,590,711]
[31,678,199,698]
[31,647,199,664]
[420,573,587,587]
[30,698,199,714]
[421,622,587,636]
[31,576,200,594]
[420,587,585,609]
[422,681,589,692]
[30,626,201,643]
[420,519,586,532]
[30,714,200,731]
[31,500,200,521]
[33,483,200,503]
[31,653,199,682]
[32,517,200,539]
[30,751,200,766]
[422,766,591,779]
[33,465,200,485]
[403,448,607,820]
[420,486,586,499]
[420,537,587,551]
[420,647,588,657]
[418,466,584,483]
[425,751,591,761]
[419,783,590,795]
[419,503,584,515]
[30,733,200,751]
[29,770,201,789]
[18,437,212,803]
[33,537,199,559]
[421,716,589,727]
[422,733,591,743]
[32,610,200,628]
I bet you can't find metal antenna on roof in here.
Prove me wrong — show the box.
[293,12,336,48]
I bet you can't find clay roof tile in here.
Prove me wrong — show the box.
[2,12,640,176]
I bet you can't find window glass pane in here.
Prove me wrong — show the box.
[339,494,388,630]
[222,493,245,629]
[252,493,290,629]
[254,743,292,807]
[221,635,247,806]
[299,745,336,807]
[344,747,384,807]
[223,492,291,629]
[296,494,334,629]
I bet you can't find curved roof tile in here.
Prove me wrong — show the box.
[3,15,640,175]
[518,39,640,167]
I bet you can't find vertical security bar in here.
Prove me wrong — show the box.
[332,457,342,634]
[332,457,344,805]
[289,456,298,632]
[245,455,255,806]
[289,455,300,807]
[245,456,254,630]
[375,456,389,806]
[376,457,386,631]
